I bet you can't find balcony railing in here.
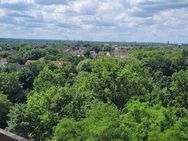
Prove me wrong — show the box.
[0,128,29,141]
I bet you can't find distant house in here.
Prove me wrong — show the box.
[106,52,110,56]
[25,57,44,65]
[98,51,105,56]
[64,47,85,57]
[110,48,132,58]
[25,60,36,65]
[52,61,70,66]
[90,51,112,58]
[15,63,24,70]
[0,58,7,66]
[25,59,70,66]
[90,51,98,58]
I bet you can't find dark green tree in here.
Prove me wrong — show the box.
[0,93,12,128]
[0,72,24,103]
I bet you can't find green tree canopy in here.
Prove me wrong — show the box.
[0,93,12,128]
[0,72,24,103]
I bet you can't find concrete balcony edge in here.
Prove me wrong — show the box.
[0,128,29,141]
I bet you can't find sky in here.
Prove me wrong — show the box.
[0,0,188,43]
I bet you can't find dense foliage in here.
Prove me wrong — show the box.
[0,40,188,141]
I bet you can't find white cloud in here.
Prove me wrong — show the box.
[0,0,188,42]
[70,0,99,15]
[0,0,34,4]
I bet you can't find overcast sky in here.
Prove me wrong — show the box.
[0,0,188,43]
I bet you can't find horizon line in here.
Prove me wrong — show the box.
[0,37,187,45]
